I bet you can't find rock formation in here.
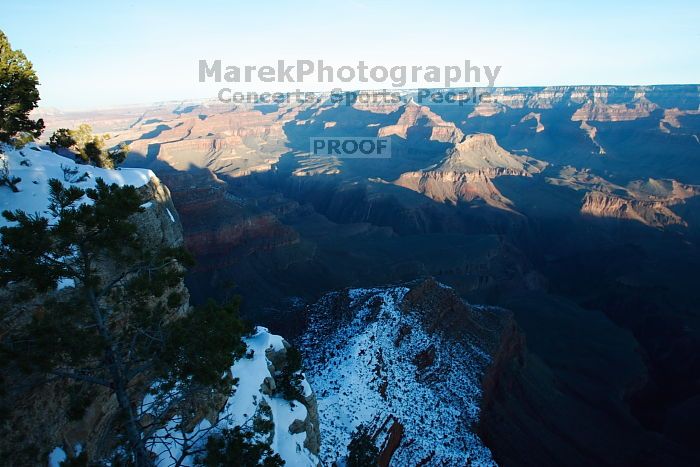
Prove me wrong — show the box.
[581,190,687,228]
[394,133,544,209]
[300,278,517,466]
[520,112,545,132]
[378,100,464,143]
[32,84,700,466]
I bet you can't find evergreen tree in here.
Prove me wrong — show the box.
[48,128,77,152]
[0,30,44,143]
[0,154,21,192]
[199,427,285,467]
[275,345,305,402]
[69,123,94,150]
[81,138,104,165]
[0,178,246,466]
[347,424,379,467]
[107,142,129,167]
[68,123,129,168]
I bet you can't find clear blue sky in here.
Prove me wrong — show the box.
[2,0,698,109]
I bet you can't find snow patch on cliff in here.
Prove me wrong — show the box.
[147,327,318,466]
[0,143,154,231]
[302,286,496,466]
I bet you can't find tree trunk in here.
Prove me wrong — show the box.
[86,287,152,466]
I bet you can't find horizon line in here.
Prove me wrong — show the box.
[35,83,700,113]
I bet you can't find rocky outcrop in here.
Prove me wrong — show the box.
[135,175,184,246]
[378,101,464,143]
[477,317,526,418]
[394,133,543,209]
[395,168,514,209]
[571,91,658,122]
[581,190,687,228]
[351,91,403,114]
[300,279,515,465]
[579,120,606,154]
[659,108,700,132]
[626,178,700,201]
[400,278,503,347]
[468,100,504,117]
[264,341,321,455]
[543,168,700,228]
[440,133,543,175]
[520,112,545,132]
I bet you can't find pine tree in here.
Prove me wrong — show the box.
[0,154,21,192]
[347,424,379,467]
[0,30,44,143]
[107,142,129,167]
[48,128,77,153]
[81,139,104,165]
[68,124,129,168]
[275,345,305,402]
[0,178,246,466]
[199,427,285,467]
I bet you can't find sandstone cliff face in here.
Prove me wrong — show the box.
[568,88,659,122]
[520,112,545,132]
[378,100,464,143]
[659,108,700,133]
[543,165,700,228]
[467,85,698,112]
[395,169,514,209]
[440,133,542,174]
[99,105,293,179]
[571,99,658,122]
[394,133,543,210]
[38,85,700,146]
[158,169,299,274]
[581,190,687,228]
[469,100,504,117]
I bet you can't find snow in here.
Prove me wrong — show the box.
[267,395,311,463]
[0,143,154,232]
[148,416,213,466]
[140,201,154,209]
[146,327,318,466]
[47,447,66,467]
[301,286,497,466]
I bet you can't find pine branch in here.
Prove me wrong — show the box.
[50,369,111,388]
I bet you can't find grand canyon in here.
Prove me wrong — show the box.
[1,3,699,463]
[30,84,700,465]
